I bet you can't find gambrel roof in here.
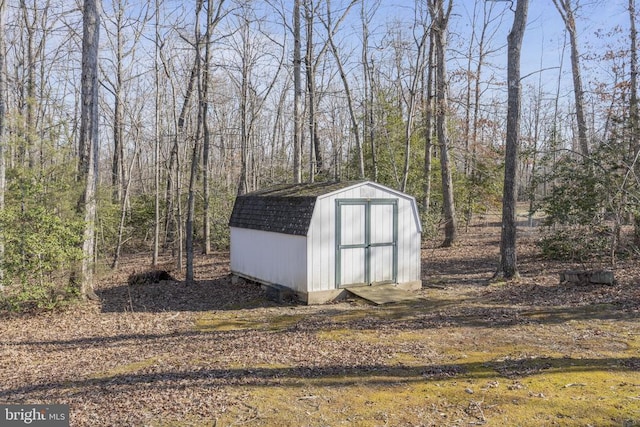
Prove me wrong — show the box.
[228,181,365,236]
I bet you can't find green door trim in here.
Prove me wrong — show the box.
[335,199,398,288]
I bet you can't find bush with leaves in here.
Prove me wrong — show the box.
[0,198,83,312]
[0,163,84,312]
[537,144,637,262]
[459,154,504,229]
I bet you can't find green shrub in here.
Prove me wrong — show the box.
[536,143,636,261]
[537,225,610,262]
[0,204,83,312]
[0,161,84,312]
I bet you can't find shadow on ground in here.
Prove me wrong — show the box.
[97,275,268,312]
[1,354,638,399]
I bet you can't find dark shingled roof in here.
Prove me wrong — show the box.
[229,181,365,236]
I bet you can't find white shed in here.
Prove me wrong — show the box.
[228,180,422,304]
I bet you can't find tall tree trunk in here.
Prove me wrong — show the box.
[423,28,435,213]
[497,0,529,279]
[400,19,428,193]
[202,0,214,254]
[305,3,317,182]
[0,0,5,286]
[164,59,197,267]
[186,0,205,282]
[361,1,378,182]
[293,0,302,183]
[465,0,495,228]
[152,0,161,266]
[629,0,640,247]
[20,0,39,168]
[462,0,477,178]
[429,0,457,247]
[236,22,250,196]
[112,144,139,269]
[325,0,364,179]
[552,0,588,157]
[111,0,124,203]
[78,0,101,300]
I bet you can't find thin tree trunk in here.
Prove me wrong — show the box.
[112,145,139,269]
[497,0,529,280]
[152,0,161,266]
[202,0,214,254]
[361,1,378,181]
[112,0,124,203]
[0,0,5,286]
[163,58,196,266]
[552,0,588,156]
[325,0,364,179]
[527,55,543,227]
[423,28,435,213]
[629,0,640,246]
[305,3,316,182]
[462,0,477,177]
[236,24,250,196]
[429,0,457,247]
[293,0,302,183]
[466,0,496,227]
[186,0,205,282]
[400,22,428,192]
[78,0,101,300]
[20,0,40,169]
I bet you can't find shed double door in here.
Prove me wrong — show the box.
[336,199,398,288]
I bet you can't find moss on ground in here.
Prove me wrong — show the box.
[210,306,640,426]
[194,313,305,332]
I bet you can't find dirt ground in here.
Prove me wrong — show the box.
[1,222,639,426]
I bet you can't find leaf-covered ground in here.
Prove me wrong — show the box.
[1,223,639,426]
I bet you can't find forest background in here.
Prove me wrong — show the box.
[0,0,638,310]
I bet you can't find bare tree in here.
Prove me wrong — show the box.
[461,1,506,228]
[112,134,140,269]
[361,0,380,182]
[106,0,125,203]
[629,0,640,246]
[152,0,161,266]
[164,59,196,269]
[496,0,529,280]
[230,3,284,195]
[77,0,101,300]
[400,2,429,192]
[0,0,5,285]
[304,1,316,181]
[186,0,206,282]
[101,0,151,204]
[323,0,364,179]
[422,25,435,213]
[552,0,589,157]
[201,0,216,254]
[186,0,227,280]
[18,0,46,167]
[293,0,302,183]
[428,0,457,247]
[235,13,252,196]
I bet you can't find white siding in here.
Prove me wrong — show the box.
[230,227,307,291]
[306,189,336,292]
[306,182,421,291]
[396,194,421,283]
